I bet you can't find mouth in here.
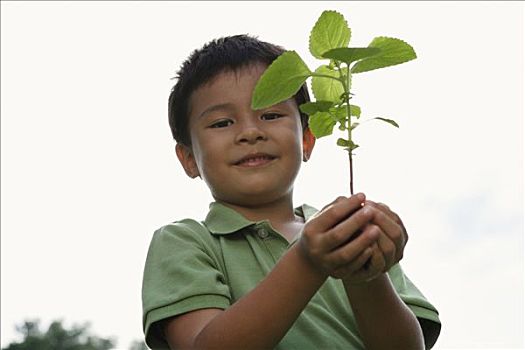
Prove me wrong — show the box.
[234,153,277,167]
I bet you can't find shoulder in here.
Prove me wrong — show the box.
[145,218,223,266]
[142,218,231,349]
[150,218,215,248]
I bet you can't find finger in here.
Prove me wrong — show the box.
[347,255,384,284]
[330,246,374,279]
[307,193,366,234]
[353,243,385,281]
[368,244,386,274]
[367,200,408,252]
[363,204,405,263]
[319,205,376,252]
[366,200,391,215]
[362,224,396,271]
[325,224,380,268]
[301,196,358,258]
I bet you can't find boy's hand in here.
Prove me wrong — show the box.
[297,194,409,284]
[364,199,408,271]
[342,200,408,284]
[297,193,380,280]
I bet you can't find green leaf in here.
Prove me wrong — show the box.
[311,65,345,103]
[373,117,400,128]
[299,101,334,115]
[331,106,347,123]
[337,138,359,151]
[309,10,351,59]
[337,138,350,147]
[309,112,337,138]
[322,47,381,65]
[330,104,360,123]
[351,37,417,74]
[349,104,361,118]
[251,51,312,110]
[350,122,360,130]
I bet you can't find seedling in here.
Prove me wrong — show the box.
[251,10,416,194]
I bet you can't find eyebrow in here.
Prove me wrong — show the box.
[198,103,235,119]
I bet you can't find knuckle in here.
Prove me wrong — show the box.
[390,227,402,241]
[378,202,391,211]
[329,228,347,246]
[364,206,376,220]
[368,225,381,239]
[335,196,347,203]
[332,205,347,219]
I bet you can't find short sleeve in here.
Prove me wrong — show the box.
[388,263,441,342]
[142,219,231,349]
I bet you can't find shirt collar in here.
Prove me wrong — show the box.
[203,202,318,235]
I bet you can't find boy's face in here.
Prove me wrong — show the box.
[176,63,315,207]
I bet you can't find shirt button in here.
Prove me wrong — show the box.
[257,228,269,239]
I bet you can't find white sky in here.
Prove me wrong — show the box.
[1,1,523,349]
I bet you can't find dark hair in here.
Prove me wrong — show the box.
[168,34,310,146]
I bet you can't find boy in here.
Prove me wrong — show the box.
[142,35,440,349]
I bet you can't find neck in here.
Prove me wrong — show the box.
[217,193,299,226]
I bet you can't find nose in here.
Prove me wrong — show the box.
[235,119,267,144]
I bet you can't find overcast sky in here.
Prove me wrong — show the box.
[1,2,523,349]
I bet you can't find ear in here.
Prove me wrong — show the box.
[175,143,200,178]
[302,127,316,162]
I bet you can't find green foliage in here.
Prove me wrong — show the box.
[351,37,417,73]
[2,319,116,350]
[337,138,359,151]
[349,104,361,118]
[311,65,346,102]
[322,47,381,65]
[309,10,351,59]
[373,117,400,128]
[251,9,416,193]
[309,112,336,138]
[251,51,311,110]
[299,101,334,115]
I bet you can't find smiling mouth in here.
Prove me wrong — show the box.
[234,154,277,167]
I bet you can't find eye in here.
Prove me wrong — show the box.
[261,112,284,121]
[209,119,233,128]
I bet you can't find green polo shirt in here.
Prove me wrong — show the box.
[142,202,440,349]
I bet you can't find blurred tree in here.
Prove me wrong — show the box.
[128,339,149,350]
[2,319,115,350]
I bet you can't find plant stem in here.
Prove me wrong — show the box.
[348,150,354,195]
[344,63,354,195]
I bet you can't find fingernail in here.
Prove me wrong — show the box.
[356,192,365,202]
